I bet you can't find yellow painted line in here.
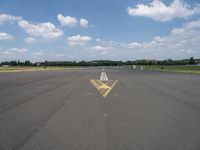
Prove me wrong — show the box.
[90,79,118,98]
[97,83,110,89]
[90,80,99,89]
[96,80,104,86]
[99,88,107,95]
[102,80,118,98]
[106,80,113,87]
[94,80,104,87]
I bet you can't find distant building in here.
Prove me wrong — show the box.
[2,65,10,67]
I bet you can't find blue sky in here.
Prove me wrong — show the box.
[0,0,200,62]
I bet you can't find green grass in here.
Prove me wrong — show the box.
[144,65,200,74]
[0,66,79,73]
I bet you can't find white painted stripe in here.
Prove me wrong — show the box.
[100,72,108,81]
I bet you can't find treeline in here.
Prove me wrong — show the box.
[1,57,199,66]
[1,60,32,66]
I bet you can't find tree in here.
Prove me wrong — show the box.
[189,57,195,65]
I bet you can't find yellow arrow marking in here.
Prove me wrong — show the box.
[102,80,118,98]
[90,79,118,98]
[98,83,111,89]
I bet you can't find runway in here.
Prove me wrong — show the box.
[0,67,200,150]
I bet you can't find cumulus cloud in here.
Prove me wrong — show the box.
[55,54,66,57]
[0,13,63,39]
[90,45,113,54]
[57,14,78,27]
[0,47,45,62]
[32,51,43,56]
[96,38,101,42]
[80,18,89,28]
[0,13,21,24]
[93,19,200,59]
[67,35,92,46]
[0,32,13,40]
[127,0,200,21]
[126,20,200,56]
[18,20,63,39]
[0,48,28,57]
[128,42,142,48]
[24,37,36,43]
[9,48,28,53]
[180,49,196,54]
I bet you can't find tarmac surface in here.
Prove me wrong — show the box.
[0,67,200,150]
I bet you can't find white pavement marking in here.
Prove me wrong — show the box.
[100,72,108,81]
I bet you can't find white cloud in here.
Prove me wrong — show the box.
[92,19,200,59]
[9,48,28,53]
[127,0,200,21]
[184,20,200,28]
[0,48,45,62]
[24,37,36,43]
[32,51,43,56]
[128,42,142,48]
[0,51,14,55]
[0,13,21,24]
[96,38,101,42]
[80,18,89,28]
[180,49,196,54]
[131,19,200,57]
[0,32,13,40]
[91,45,107,51]
[57,14,78,27]
[0,48,28,56]
[55,54,66,57]
[67,35,92,46]
[18,20,63,39]
[172,20,200,35]
[67,56,74,59]
[90,45,113,54]
[96,38,125,47]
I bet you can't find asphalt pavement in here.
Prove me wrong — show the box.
[0,67,200,150]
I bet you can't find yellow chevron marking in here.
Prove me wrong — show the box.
[90,79,118,98]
